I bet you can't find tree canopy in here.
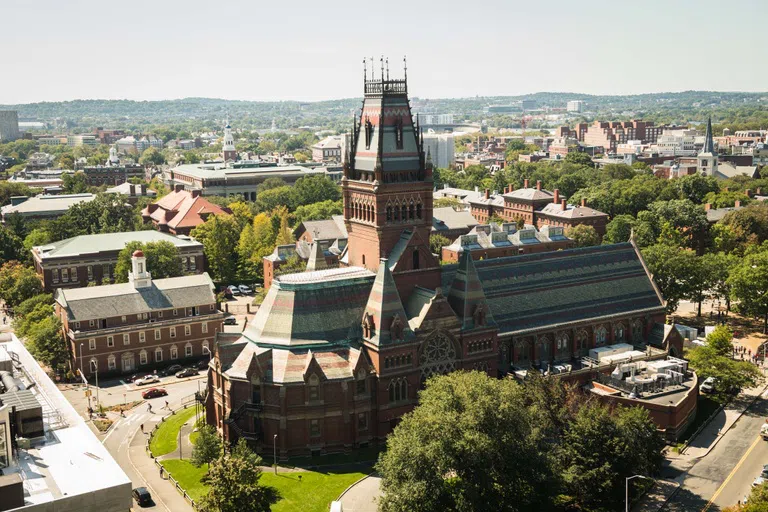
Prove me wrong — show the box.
[114,241,184,283]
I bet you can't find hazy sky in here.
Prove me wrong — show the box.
[3,0,766,104]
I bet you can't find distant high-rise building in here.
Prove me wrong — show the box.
[0,110,21,142]
[520,99,537,111]
[567,100,585,113]
[422,130,455,169]
[417,113,454,125]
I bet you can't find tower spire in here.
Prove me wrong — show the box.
[702,116,715,154]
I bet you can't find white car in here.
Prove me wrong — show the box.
[238,284,253,295]
[753,465,768,487]
[135,375,160,386]
[700,377,716,394]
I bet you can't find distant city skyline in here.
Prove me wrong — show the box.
[2,0,766,104]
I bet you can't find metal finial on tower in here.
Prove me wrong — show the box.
[363,57,367,83]
[370,56,375,80]
[403,55,407,81]
[386,57,389,80]
[380,55,384,82]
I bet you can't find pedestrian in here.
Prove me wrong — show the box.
[2,316,5,325]
[140,424,144,433]
[165,400,169,410]
[160,467,164,479]
[147,403,152,413]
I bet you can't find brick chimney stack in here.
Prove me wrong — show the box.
[581,198,586,207]
[561,199,567,211]
[191,189,202,198]
[704,203,711,211]
[735,200,741,208]
[524,179,529,188]
[536,180,542,191]
[484,189,490,199]
[745,189,752,198]
[553,189,559,205]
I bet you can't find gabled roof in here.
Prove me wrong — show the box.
[537,202,608,219]
[34,230,201,260]
[55,273,217,322]
[441,242,665,336]
[447,251,496,330]
[295,215,348,241]
[503,187,554,201]
[143,189,230,231]
[361,259,414,346]
[432,207,478,232]
[305,241,329,272]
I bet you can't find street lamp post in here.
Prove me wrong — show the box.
[79,343,84,382]
[273,434,278,474]
[626,475,653,512]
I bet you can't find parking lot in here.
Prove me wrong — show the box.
[220,288,259,333]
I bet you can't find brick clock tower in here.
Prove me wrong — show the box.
[342,58,441,296]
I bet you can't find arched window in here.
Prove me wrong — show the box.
[170,345,178,359]
[155,347,163,362]
[185,343,193,357]
[595,326,608,346]
[416,202,422,219]
[386,205,392,222]
[420,332,457,381]
[394,203,400,221]
[401,204,408,222]
[139,350,148,365]
[409,201,415,220]
[614,323,626,342]
[107,354,116,371]
[389,378,408,402]
[202,340,210,355]
[412,249,420,270]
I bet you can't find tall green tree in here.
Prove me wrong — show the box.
[604,214,636,244]
[139,147,166,166]
[198,439,279,512]
[191,214,241,283]
[26,316,68,371]
[191,424,223,467]
[61,172,89,194]
[114,241,184,283]
[0,226,24,266]
[376,371,553,512]
[687,343,762,401]
[289,175,340,207]
[566,224,600,247]
[0,262,44,308]
[728,246,768,333]
[291,199,342,227]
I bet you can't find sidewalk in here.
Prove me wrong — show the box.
[338,474,381,512]
[128,416,195,512]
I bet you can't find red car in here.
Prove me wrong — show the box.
[142,388,168,399]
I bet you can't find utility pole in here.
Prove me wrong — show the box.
[273,434,278,474]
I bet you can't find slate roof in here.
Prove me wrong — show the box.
[142,189,230,231]
[537,202,608,220]
[441,242,665,336]
[443,223,571,252]
[432,207,478,233]
[242,267,374,347]
[34,230,202,260]
[55,273,216,322]
[448,251,496,331]
[706,205,745,223]
[502,187,554,201]
[1,193,95,217]
[361,259,414,346]
[296,215,348,241]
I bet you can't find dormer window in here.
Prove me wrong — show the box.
[308,374,320,401]
[362,312,375,339]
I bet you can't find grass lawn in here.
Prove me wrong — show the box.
[160,459,367,512]
[150,406,198,457]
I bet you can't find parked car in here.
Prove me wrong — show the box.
[223,315,237,325]
[753,464,768,487]
[135,375,160,386]
[132,487,152,507]
[176,368,199,378]
[196,359,210,370]
[222,286,234,299]
[238,284,253,295]
[142,388,168,399]
[761,422,768,440]
[228,285,241,296]
[700,377,716,394]
[159,364,183,377]
[126,373,147,383]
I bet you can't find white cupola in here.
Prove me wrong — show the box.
[128,249,152,289]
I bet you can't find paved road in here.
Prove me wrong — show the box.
[664,391,768,511]
[62,374,205,511]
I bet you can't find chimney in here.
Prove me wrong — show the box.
[758,187,762,195]
[474,186,479,193]
[745,189,752,198]
[141,183,147,194]
[735,200,741,208]
[536,180,542,191]
[174,184,183,193]
[581,198,586,207]
[561,199,567,211]
[191,189,202,198]
[129,184,135,196]
[484,189,490,199]
[704,203,711,211]
[553,188,560,205]
[524,179,529,188]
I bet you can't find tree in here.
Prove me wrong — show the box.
[274,208,294,246]
[23,228,52,254]
[198,439,279,512]
[227,201,254,229]
[564,151,593,167]
[0,182,34,207]
[291,200,342,227]
[641,244,693,313]
[429,234,451,256]
[687,343,762,400]
[255,186,293,213]
[566,224,600,247]
[61,172,89,194]
[289,175,340,207]
[723,482,768,512]
[139,147,166,167]
[557,403,663,511]
[720,203,768,249]
[191,424,223,467]
[14,293,53,318]
[61,194,139,235]
[728,247,768,333]
[191,214,241,283]
[675,174,720,203]
[604,214,636,244]
[706,325,734,356]
[0,262,44,308]
[256,177,286,194]
[0,227,24,266]
[376,372,553,512]
[114,241,184,283]
[26,316,68,371]
[14,302,54,339]
[434,197,463,209]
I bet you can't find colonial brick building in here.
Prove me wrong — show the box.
[32,230,204,292]
[206,66,683,458]
[55,251,223,377]
[468,180,609,237]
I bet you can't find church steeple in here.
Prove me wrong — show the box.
[342,57,438,294]
[222,115,237,162]
[698,116,718,177]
